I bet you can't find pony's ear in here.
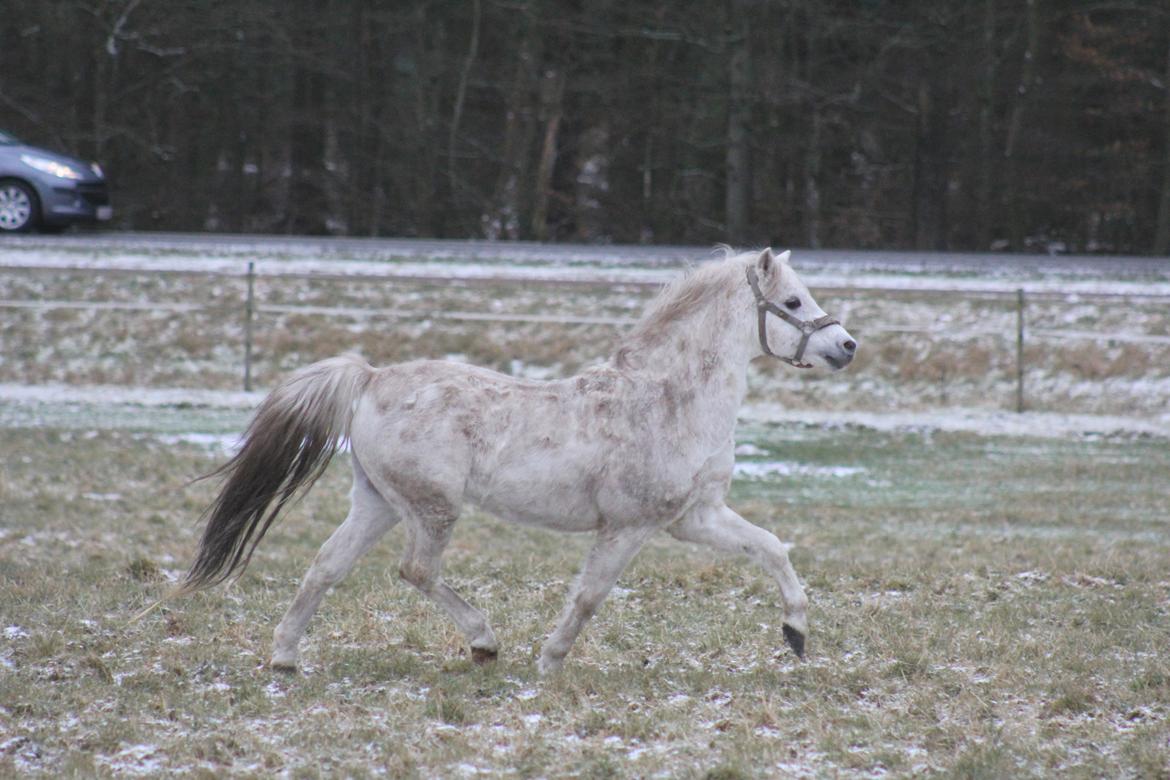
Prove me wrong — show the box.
[756,247,775,275]
[756,247,787,283]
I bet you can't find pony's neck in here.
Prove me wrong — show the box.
[617,289,755,440]
[636,308,752,378]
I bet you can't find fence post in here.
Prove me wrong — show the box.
[244,261,255,392]
[1015,287,1025,413]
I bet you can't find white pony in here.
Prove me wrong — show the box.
[177,248,856,674]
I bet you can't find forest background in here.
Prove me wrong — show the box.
[2,0,1168,255]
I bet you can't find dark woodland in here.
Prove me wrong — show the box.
[2,0,1169,254]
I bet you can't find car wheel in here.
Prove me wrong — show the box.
[0,180,39,233]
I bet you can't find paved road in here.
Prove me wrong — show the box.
[4,231,1167,277]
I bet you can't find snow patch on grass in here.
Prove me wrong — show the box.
[0,382,263,408]
[4,381,1167,441]
[6,242,1170,295]
[155,432,242,456]
[734,460,866,479]
[741,404,1170,439]
[98,744,164,776]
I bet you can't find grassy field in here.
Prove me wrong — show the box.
[2,413,1167,777]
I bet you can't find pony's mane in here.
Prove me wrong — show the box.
[621,249,761,348]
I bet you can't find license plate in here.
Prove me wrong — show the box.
[96,205,113,221]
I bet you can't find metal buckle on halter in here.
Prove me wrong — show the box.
[745,266,838,367]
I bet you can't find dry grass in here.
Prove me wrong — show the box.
[2,420,1167,777]
[2,265,1169,414]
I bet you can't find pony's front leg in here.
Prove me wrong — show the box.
[668,504,809,658]
[539,527,654,675]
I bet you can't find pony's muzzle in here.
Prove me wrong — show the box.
[821,332,857,370]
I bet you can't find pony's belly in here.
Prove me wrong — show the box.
[472,488,602,532]
[465,442,606,531]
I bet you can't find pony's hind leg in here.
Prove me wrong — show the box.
[669,504,809,659]
[398,514,499,664]
[271,459,399,671]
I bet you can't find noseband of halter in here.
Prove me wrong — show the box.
[745,265,839,368]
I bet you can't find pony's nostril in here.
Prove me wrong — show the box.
[842,340,856,353]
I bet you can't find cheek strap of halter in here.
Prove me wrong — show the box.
[745,266,839,367]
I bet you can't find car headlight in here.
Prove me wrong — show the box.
[20,154,83,180]
[90,162,104,178]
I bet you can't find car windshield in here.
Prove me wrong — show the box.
[0,130,19,145]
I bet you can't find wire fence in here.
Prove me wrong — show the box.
[3,260,1169,412]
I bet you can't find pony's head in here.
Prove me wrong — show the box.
[744,248,856,371]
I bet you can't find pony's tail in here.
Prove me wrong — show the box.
[176,354,374,596]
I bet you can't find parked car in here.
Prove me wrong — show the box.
[0,130,112,233]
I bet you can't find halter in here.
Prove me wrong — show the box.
[745,266,839,368]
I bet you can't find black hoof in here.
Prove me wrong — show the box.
[270,661,298,675]
[782,624,805,659]
[471,647,499,666]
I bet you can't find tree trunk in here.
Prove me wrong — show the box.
[91,15,114,162]
[725,0,752,245]
[92,0,139,160]
[531,68,564,242]
[802,12,822,249]
[487,13,538,240]
[287,60,326,233]
[351,0,376,235]
[574,124,609,242]
[1004,0,1041,250]
[286,0,327,234]
[639,25,664,243]
[231,128,248,232]
[447,0,481,212]
[912,76,949,251]
[1154,28,1170,255]
[976,0,997,249]
[804,108,822,249]
[412,5,444,237]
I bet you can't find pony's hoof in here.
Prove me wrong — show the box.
[270,659,298,674]
[782,624,805,659]
[537,654,564,676]
[471,647,498,665]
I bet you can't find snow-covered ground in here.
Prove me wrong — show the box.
[739,404,1170,440]
[0,382,262,410]
[3,238,1167,779]
[4,240,1170,297]
[2,382,1165,441]
[6,231,1170,277]
[1,237,1167,424]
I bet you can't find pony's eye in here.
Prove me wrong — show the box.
[784,297,801,310]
